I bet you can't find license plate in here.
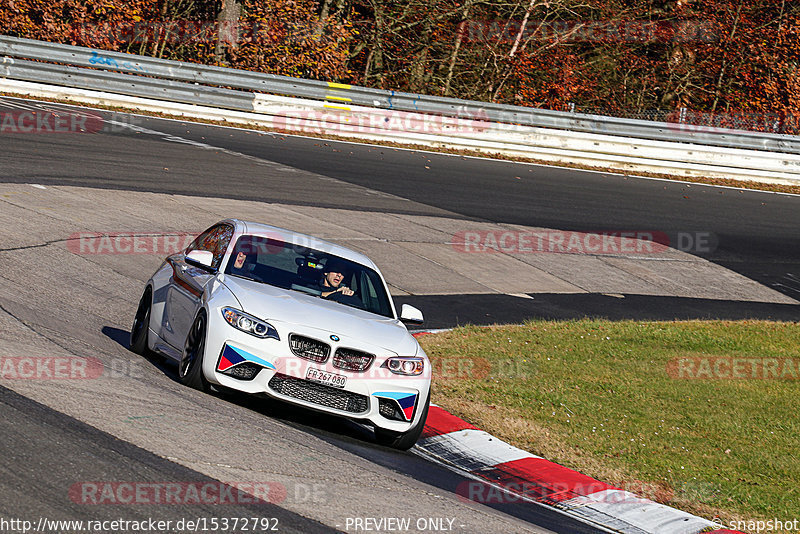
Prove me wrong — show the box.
[306,367,347,389]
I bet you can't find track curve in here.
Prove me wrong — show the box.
[1,95,798,533]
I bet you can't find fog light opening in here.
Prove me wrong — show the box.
[221,362,262,381]
[378,398,407,422]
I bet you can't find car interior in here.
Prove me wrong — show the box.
[224,235,393,317]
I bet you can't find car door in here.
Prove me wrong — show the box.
[162,224,234,349]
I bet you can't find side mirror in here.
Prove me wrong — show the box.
[185,250,216,272]
[399,304,424,326]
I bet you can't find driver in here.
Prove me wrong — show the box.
[319,258,360,307]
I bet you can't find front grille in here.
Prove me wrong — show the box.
[268,373,369,414]
[288,334,330,363]
[332,348,375,372]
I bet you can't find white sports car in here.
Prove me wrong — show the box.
[130,219,431,450]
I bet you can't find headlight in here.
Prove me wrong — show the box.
[384,357,424,376]
[221,307,279,340]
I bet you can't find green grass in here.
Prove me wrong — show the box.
[418,320,800,524]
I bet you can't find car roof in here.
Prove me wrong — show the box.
[230,219,379,270]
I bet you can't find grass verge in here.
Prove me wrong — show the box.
[417,319,800,526]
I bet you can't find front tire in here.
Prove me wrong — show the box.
[374,391,431,450]
[130,287,152,355]
[180,311,209,391]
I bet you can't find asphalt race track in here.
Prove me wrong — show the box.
[2,97,799,326]
[1,95,798,533]
[0,384,336,533]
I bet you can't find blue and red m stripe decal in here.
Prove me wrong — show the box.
[217,344,275,372]
[373,391,418,421]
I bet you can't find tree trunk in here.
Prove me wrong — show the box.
[444,1,473,96]
[509,0,536,57]
[315,0,336,38]
[711,0,743,112]
[151,0,170,57]
[368,1,386,86]
[408,12,433,92]
[216,0,241,64]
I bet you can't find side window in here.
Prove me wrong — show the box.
[186,226,216,254]
[210,225,234,269]
[186,224,234,269]
[359,271,380,313]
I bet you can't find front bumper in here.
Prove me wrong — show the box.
[202,314,430,432]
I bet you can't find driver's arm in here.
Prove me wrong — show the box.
[322,286,352,298]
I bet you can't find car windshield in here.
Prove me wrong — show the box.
[224,235,394,318]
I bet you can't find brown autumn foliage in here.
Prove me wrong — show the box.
[1,0,797,131]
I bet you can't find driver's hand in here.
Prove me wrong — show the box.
[338,286,354,296]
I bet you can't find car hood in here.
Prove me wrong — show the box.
[219,275,418,355]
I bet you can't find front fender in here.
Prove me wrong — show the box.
[199,278,243,384]
[147,260,172,350]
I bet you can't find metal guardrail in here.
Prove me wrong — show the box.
[1,58,258,112]
[2,34,800,155]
